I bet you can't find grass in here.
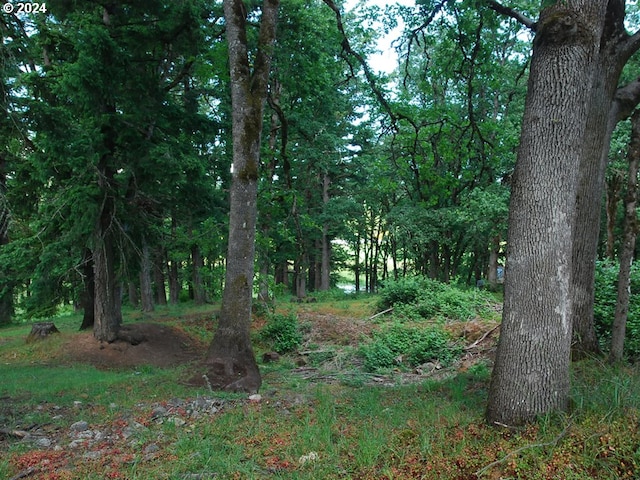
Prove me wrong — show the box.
[1,297,640,479]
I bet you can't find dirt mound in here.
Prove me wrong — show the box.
[63,323,205,369]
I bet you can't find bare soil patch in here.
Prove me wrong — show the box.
[62,323,205,369]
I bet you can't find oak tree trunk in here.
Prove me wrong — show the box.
[487,2,607,426]
[609,110,640,363]
[203,0,279,393]
[570,3,640,358]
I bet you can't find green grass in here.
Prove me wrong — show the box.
[1,299,640,479]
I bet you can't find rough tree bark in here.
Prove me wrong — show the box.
[79,248,95,330]
[93,113,121,343]
[609,109,640,364]
[140,239,154,313]
[203,0,279,393]
[154,247,167,305]
[570,5,640,357]
[320,172,331,291]
[486,1,608,426]
[191,243,206,305]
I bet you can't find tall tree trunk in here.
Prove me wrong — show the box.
[570,35,640,357]
[354,232,361,292]
[168,260,180,304]
[204,0,279,393]
[93,222,120,342]
[487,235,500,291]
[487,2,608,426]
[128,281,138,308]
[609,109,640,363]
[140,240,154,312]
[320,172,331,291]
[93,125,121,342]
[168,216,180,304]
[154,248,167,306]
[191,244,206,305]
[79,249,95,330]
[0,156,11,326]
[605,172,623,259]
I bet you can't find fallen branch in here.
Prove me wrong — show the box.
[9,467,37,480]
[475,423,571,477]
[367,307,393,321]
[0,428,30,439]
[464,324,500,350]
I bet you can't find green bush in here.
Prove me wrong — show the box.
[259,312,303,354]
[376,276,491,321]
[593,261,640,358]
[359,323,462,372]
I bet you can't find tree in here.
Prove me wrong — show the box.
[568,3,640,358]
[486,1,611,426]
[609,109,640,363]
[203,0,279,393]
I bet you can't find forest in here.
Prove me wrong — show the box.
[2,0,640,446]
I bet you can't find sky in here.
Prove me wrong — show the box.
[344,0,415,74]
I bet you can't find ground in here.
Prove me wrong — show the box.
[63,322,205,370]
[1,308,501,480]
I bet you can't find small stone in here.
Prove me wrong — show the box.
[298,451,319,465]
[143,443,160,454]
[68,439,86,449]
[262,351,280,363]
[35,437,52,448]
[167,416,186,427]
[70,421,89,432]
[73,401,82,408]
[151,406,168,419]
[248,394,262,403]
[84,451,103,460]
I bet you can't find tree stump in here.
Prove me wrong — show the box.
[26,322,60,343]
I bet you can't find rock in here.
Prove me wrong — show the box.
[167,416,186,427]
[248,394,262,403]
[70,420,89,432]
[35,437,52,448]
[68,439,87,449]
[144,443,160,454]
[262,351,280,363]
[151,406,168,419]
[298,451,319,465]
[83,450,103,460]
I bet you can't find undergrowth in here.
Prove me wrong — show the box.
[376,276,497,322]
[1,299,640,479]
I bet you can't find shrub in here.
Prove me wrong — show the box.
[259,312,303,354]
[376,276,492,321]
[359,323,462,372]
